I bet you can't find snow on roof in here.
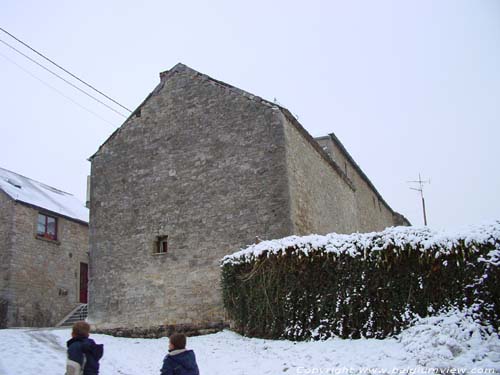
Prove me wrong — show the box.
[0,167,88,223]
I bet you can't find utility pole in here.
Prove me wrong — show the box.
[408,173,430,226]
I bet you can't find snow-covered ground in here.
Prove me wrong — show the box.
[0,309,498,375]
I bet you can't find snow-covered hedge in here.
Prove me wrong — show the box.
[221,221,500,341]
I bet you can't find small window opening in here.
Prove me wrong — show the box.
[37,213,57,240]
[156,236,168,254]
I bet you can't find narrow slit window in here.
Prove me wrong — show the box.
[156,236,168,254]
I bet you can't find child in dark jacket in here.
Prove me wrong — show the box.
[66,321,104,375]
[160,333,200,375]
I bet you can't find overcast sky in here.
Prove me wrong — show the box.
[1,0,499,230]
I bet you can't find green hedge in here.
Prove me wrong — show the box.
[221,223,500,340]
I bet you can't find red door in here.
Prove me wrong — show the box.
[80,263,88,303]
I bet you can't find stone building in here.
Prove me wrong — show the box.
[0,167,89,328]
[88,63,410,335]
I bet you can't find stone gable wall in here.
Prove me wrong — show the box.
[89,67,293,330]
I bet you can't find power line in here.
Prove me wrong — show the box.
[0,51,118,128]
[0,37,128,119]
[0,26,132,113]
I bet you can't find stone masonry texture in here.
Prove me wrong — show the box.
[0,191,89,328]
[89,63,409,334]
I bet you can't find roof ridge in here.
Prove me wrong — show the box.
[162,63,281,110]
[90,63,284,161]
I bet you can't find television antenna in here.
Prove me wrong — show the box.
[407,173,431,226]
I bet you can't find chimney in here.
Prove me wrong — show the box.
[159,70,169,81]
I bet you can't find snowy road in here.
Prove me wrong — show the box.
[0,310,499,375]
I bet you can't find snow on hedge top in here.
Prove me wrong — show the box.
[0,167,88,223]
[221,221,500,266]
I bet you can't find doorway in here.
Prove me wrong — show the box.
[79,263,88,303]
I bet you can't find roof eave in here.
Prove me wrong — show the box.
[14,199,89,226]
[327,132,396,215]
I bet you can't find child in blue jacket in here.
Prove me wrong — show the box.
[66,321,104,375]
[161,333,200,375]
